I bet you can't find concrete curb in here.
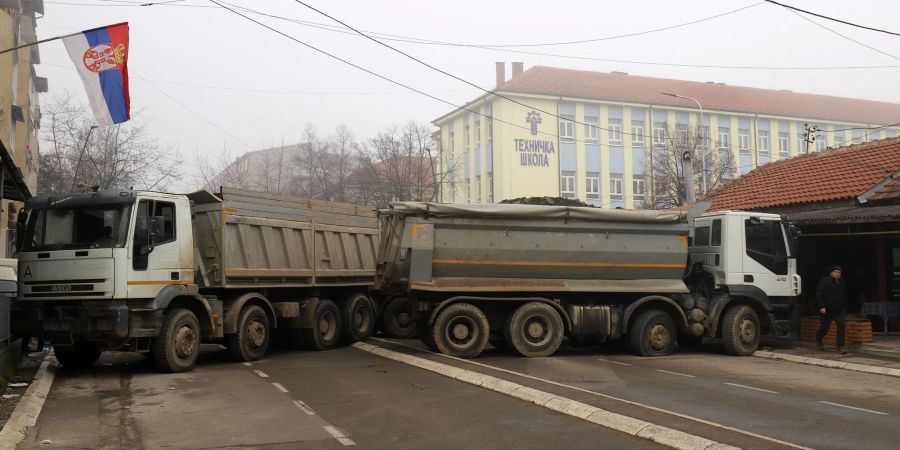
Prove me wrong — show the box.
[754,350,900,378]
[353,342,738,450]
[0,352,58,449]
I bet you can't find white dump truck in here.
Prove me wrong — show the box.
[374,202,801,358]
[14,187,380,372]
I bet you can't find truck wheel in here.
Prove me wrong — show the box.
[505,302,564,357]
[721,305,760,356]
[151,308,201,373]
[382,296,417,339]
[417,320,438,351]
[54,342,101,369]
[227,305,269,362]
[630,310,676,357]
[341,293,376,343]
[432,303,489,358]
[303,299,341,351]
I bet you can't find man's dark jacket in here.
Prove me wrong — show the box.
[815,276,848,312]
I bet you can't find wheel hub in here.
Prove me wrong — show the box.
[247,319,266,348]
[175,325,196,358]
[739,318,756,344]
[320,312,336,340]
[452,323,470,340]
[397,311,410,327]
[648,323,670,351]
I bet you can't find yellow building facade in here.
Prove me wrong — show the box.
[434,65,900,208]
[0,1,44,254]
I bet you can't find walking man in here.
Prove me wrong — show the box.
[815,265,849,353]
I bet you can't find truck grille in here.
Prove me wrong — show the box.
[22,279,110,298]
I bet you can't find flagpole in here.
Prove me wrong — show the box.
[0,32,82,56]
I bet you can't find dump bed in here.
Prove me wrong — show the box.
[375,202,691,295]
[189,188,378,289]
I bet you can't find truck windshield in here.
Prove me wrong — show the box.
[23,205,131,251]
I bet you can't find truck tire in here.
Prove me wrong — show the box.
[432,303,489,358]
[721,305,760,356]
[151,308,201,373]
[417,320,438,351]
[227,304,269,362]
[303,299,341,351]
[505,302,564,358]
[382,296,417,339]
[629,309,676,357]
[54,342,101,369]
[341,293,376,343]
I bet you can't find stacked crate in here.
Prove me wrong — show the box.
[800,316,873,344]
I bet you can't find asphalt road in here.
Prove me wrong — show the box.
[372,338,900,450]
[18,344,659,450]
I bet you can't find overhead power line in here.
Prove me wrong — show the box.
[764,0,900,37]
[783,8,899,61]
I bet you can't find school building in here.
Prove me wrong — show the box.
[433,63,900,208]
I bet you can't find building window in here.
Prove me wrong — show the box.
[833,131,844,147]
[610,177,624,198]
[585,116,598,143]
[464,122,470,147]
[475,117,481,146]
[487,173,493,203]
[561,171,576,198]
[738,129,751,152]
[476,175,482,202]
[717,127,730,150]
[816,130,827,151]
[698,125,710,150]
[585,172,600,200]
[559,117,575,142]
[632,120,645,146]
[778,132,789,158]
[719,150,734,180]
[653,122,667,147]
[608,118,623,144]
[487,118,493,144]
[633,178,646,197]
[465,179,470,203]
[758,130,769,152]
[675,123,689,147]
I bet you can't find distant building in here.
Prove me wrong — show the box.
[1,0,45,255]
[433,63,900,208]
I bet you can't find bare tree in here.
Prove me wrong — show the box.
[195,145,251,192]
[646,124,735,209]
[351,121,437,206]
[39,92,182,194]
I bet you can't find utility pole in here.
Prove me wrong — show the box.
[804,124,818,154]
[662,93,706,195]
[71,125,99,191]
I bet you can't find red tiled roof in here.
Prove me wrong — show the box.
[868,177,900,202]
[706,137,900,210]
[497,67,900,125]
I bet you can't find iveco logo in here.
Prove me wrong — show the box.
[51,284,72,292]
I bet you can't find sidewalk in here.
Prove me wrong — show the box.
[755,336,900,377]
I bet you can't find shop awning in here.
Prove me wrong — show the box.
[0,139,31,202]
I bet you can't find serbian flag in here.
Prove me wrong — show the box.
[63,23,130,126]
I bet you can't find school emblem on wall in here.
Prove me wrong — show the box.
[526,110,541,135]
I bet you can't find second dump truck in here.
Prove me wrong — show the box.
[374,202,800,358]
[15,187,380,372]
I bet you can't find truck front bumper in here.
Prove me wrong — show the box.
[14,300,163,345]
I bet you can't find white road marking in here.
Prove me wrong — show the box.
[272,382,289,393]
[371,337,811,450]
[725,383,778,394]
[323,425,356,446]
[655,369,695,378]
[293,400,316,416]
[820,401,889,416]
[597,358,632,366]
[242,362,252,367]
[253,369,269,378]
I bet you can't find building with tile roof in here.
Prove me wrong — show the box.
[704,137,900,322]
[433,64,900,209]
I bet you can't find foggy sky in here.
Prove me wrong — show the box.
[34,0,900,191]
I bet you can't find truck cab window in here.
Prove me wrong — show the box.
[133,200,150,270]
[153,201,176,244]
[745,219,787,274]
[711,219,722,246]
[694,226,710,246]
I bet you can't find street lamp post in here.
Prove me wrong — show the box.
[662,92,706,197]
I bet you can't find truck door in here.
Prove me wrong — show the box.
[129,199,180,297]
[742,218,794,297]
